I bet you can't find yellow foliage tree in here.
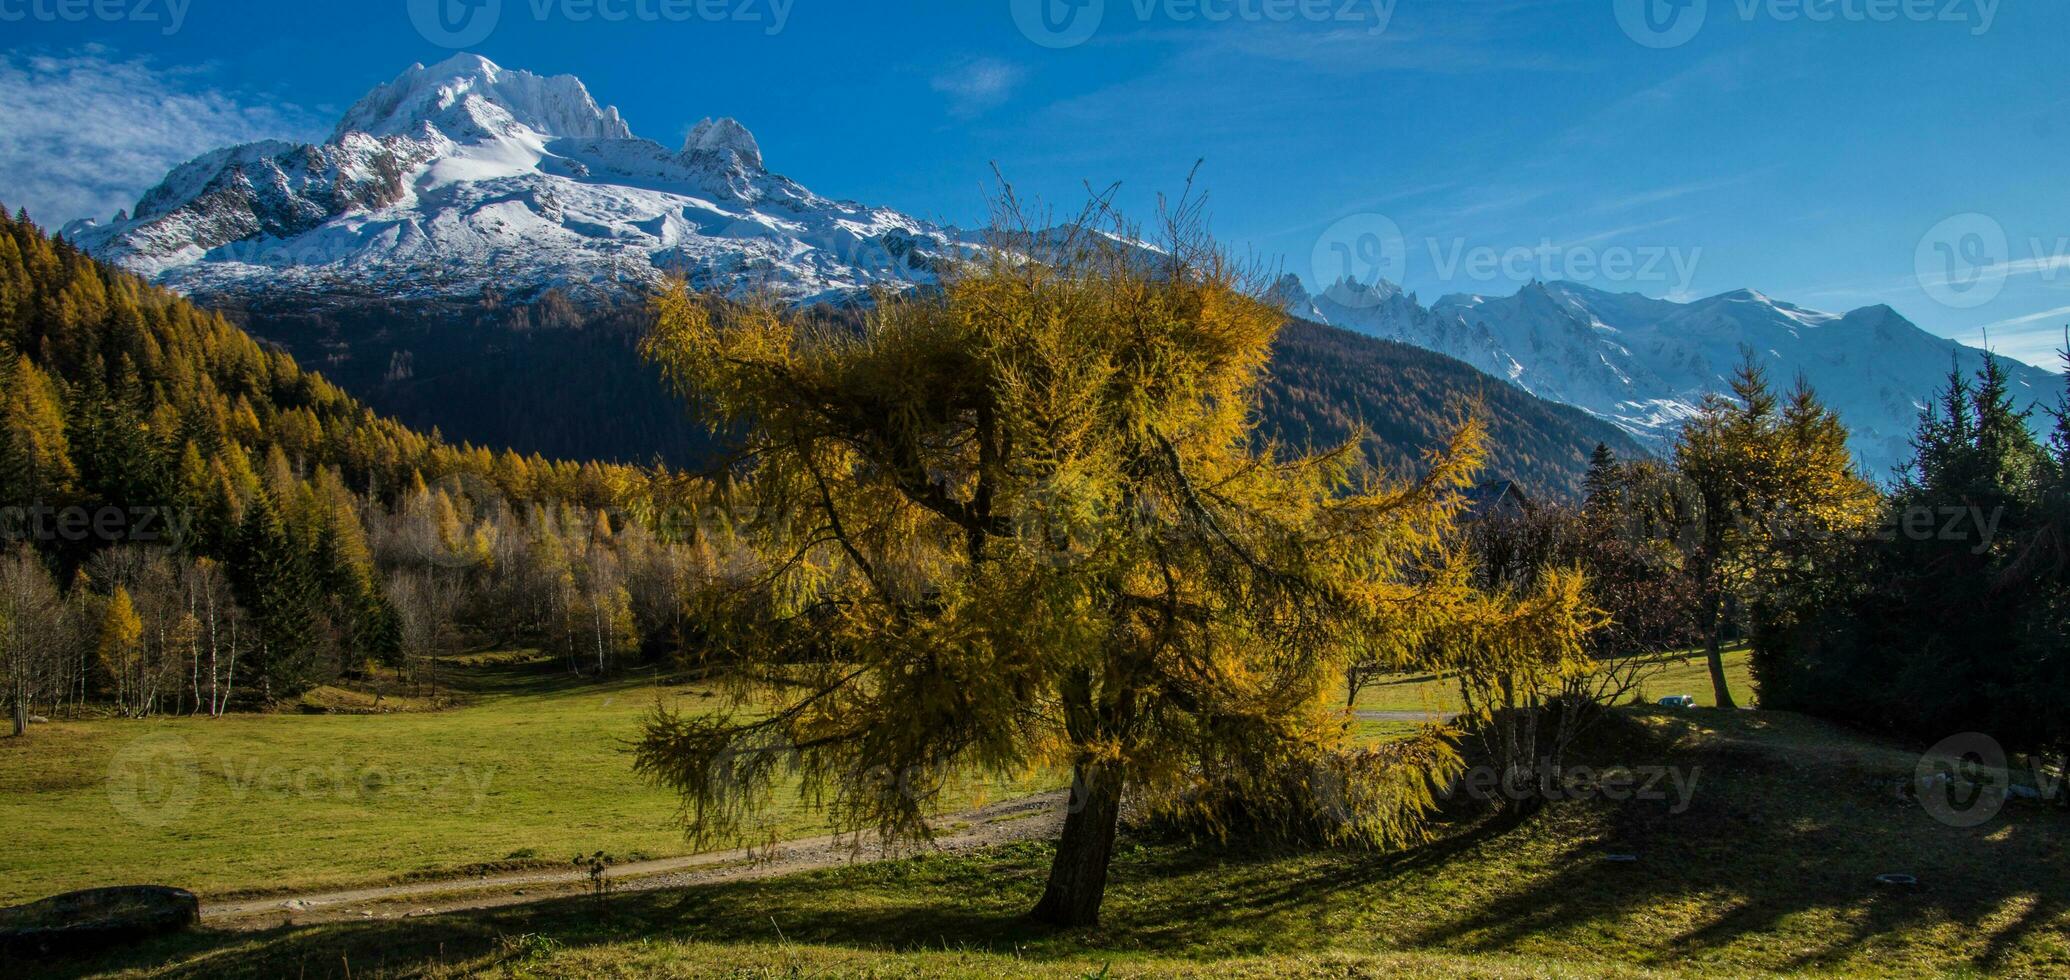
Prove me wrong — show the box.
[1675,353,1876,707]
[97,586,144,716]
[633,195,1596,925]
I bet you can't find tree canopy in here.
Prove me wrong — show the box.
[632,195,1598,925]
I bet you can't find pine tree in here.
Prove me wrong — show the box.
[228,492,320,700]
[1582,443,1620,517]
[2051,344,2070,468]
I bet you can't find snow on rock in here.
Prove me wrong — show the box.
[331,53,632,144]
[63,54,970,308]
[683,117,762,172]
[1285,277,2058,479]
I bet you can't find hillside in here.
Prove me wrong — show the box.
[211,295,1646,498]
[0,205,653,707]
[0,208,631,519]
[1262,317,1651,497]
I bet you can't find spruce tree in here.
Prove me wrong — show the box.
[1582,442,1620,516]
[228,492,320,699]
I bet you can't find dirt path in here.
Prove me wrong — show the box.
[203,792,1066,930]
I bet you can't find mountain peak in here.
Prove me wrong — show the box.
[332,54,632,144]
[1715,287,1774,304]
[682,117,763,172]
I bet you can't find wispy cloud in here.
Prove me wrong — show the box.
[1554,216,1687,249]
[1123,0,1590,76]
[1980,304,2070,333]
[1582,173,1760,215]
[931,57,1025,120]
[1912,253,2070,290]
[0,47,323,228]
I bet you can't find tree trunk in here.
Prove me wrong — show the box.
[1704,607,1737,710]
[12,692,25,737]
[1031,761,1125,927]
[1689,570,1739,711]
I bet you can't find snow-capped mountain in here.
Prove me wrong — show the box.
[63,54,967,306]
[1281,275,2061,479]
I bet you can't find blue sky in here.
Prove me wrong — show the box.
[3,0,2065,368]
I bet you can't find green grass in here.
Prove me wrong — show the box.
[0,647,1758,905]
[25,704,2068,978]
[0,653,1056,905]
[1352,646,1757,717]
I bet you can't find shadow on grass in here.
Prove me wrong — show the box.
[16,709,2069,978]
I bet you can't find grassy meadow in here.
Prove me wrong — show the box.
[0,649,1759,907]
[0,653,1059,905]
[23,704,2068,979]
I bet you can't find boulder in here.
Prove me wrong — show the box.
[0,885,199,955]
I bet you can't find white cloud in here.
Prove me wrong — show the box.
[0,47,323,228]
[1980,303,2070,331]
[930,57,1024,120]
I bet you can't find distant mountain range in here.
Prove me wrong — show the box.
[58,52,2041,491]
[1277,276,2060,479]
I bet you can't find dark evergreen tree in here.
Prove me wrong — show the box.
[228,491,322,699]
[1757,353,2066,762]
[1582,443,1620,516]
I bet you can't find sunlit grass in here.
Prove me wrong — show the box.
[49,706,2070,979]
[1350,646,1756,717]
[0,653,1058,904]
